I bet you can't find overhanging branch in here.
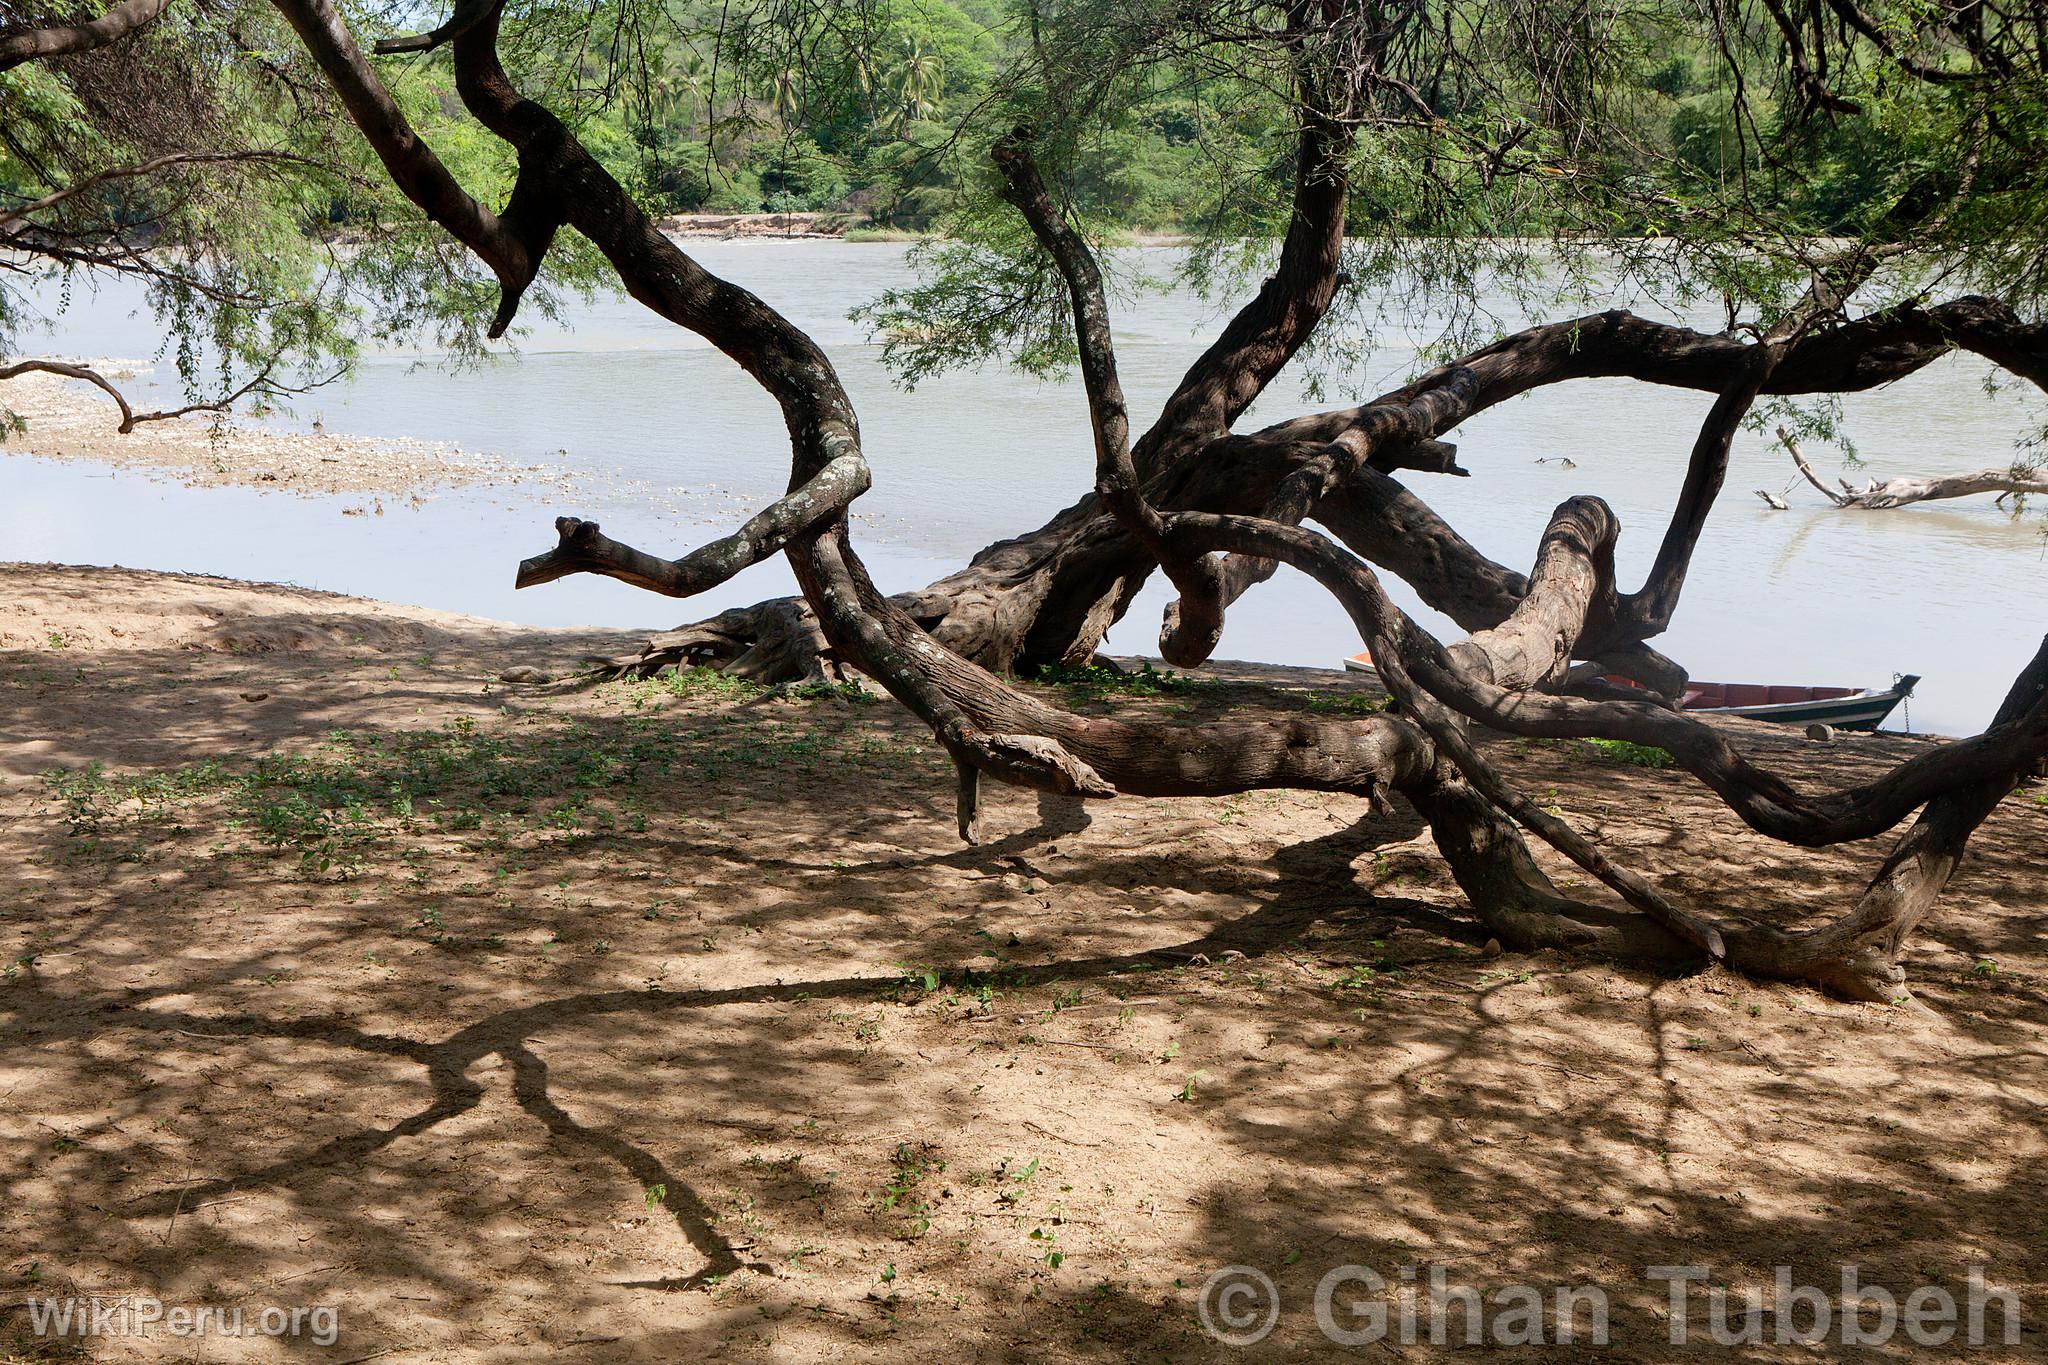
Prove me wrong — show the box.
[270,0,556,337]
[371,0,504,54]
[514,453,871,595]
[0,354,334,433]
[0,151,326,232]
[0,0,170,71]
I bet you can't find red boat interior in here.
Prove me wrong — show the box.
[1676,681,1858,709]
[1597,673,1860,708]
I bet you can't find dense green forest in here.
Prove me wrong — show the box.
[387,0,1955,238]
[3,0,2037,397]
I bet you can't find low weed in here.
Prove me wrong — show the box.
[1530,736,1675,769]
[1303,691,1389,716]
[1033,661,1217,699]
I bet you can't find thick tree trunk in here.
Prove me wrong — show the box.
[579,482,1248,682]
[251,0,2048,1006]
[603,298,2047,686]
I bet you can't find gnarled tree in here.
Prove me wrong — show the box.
[7,0,2047,1001]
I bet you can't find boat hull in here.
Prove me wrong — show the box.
[1340,653,1916,731]
[1692,692,1907,731]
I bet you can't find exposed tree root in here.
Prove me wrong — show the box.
[239,0,2048,1005]
[581,598,835,684]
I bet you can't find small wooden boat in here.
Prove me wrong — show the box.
[1341,652,1919,731]
[1673,676,1919,730]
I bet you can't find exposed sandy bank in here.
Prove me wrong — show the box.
[1,365,544,500]
[2,564,2044,1362]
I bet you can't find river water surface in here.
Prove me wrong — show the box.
[5,240,2044,734]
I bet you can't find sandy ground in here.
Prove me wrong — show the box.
[0,365,888,527]
[0,368,544,500]
[2,564,2045,1363]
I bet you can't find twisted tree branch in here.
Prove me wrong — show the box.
[0,0,169,71]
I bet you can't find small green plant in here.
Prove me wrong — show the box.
[1033,660,1217,698]
[1582,738,1675,768]
[1304,691,1389,716]
[786,677,873,704]
[879,1141,943,1237]
[619,665,762,707]
[896,963,941,995]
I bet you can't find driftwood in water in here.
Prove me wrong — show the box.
[1771,426,2048,509]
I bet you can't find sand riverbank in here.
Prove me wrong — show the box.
[0,363,545,500]
[3,563,2044,1362]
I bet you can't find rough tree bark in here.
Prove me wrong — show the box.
[598,296,2048,685]
[15,0,2043,1002]
[425,2,2048,995]
[0,0,171,70]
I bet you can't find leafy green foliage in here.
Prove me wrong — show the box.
[1032,660,1217,698]
[7,0,2048,430]
[852,189,1140,385]
[1534,737,1677,769]
[1302,691,1389,717]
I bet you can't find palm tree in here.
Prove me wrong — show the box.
[892,39,943,130]
[670,48,710,131]
[770,62,802,125]
[849,40,877,104]
[644,48,711,136]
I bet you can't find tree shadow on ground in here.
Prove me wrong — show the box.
[2,613,2044,1360]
